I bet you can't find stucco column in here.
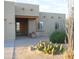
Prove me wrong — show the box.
[35,17,39,32]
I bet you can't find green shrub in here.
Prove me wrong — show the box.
[35,41,65,54]
[49,31,66,43]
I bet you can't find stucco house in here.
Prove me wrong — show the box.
[4,1,66,40]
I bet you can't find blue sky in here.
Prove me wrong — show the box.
[15,0,68,14]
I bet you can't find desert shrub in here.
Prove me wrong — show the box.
[35,41,65,54]
[49,31,66,43]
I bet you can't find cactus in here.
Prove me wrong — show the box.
[35,41,65,54]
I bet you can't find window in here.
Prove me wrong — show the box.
[38,21,44,32]
[16,22,20,32]
[55,22,59,30]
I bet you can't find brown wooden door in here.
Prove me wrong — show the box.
[16,18,28,36]
[20,22,25,33]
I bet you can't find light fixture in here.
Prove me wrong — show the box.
[58,16,61,19]
[51,16,54,19]
[43,16,46,18]
[30,8,33,11]
[22,8,25,10]
[4,19,7,21]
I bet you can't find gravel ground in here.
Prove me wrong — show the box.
[4,36,66,59]
[4,48,14,59]
[15,47,63,59]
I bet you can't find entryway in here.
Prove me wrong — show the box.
[16,18,28,36]
[15,15,39,39]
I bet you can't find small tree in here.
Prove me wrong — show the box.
[66,16,74,50]
[63,0,74,58]
[63,15,74,59]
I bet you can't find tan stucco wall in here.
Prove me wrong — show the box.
[39,12,66,36]
[4,1,15,40]
[15,3,39,16]
[28,20,36,34]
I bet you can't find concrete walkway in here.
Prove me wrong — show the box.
[15,36,49,47]
[4,40,15,59]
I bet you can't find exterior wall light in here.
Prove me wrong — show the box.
[58,16,61,19]
[43,16,46,18]
[30,8,33,11]
[51,16,54,19]
[4,19,7,21]
[22,8,25,11]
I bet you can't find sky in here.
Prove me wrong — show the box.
[5,0,68,15]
